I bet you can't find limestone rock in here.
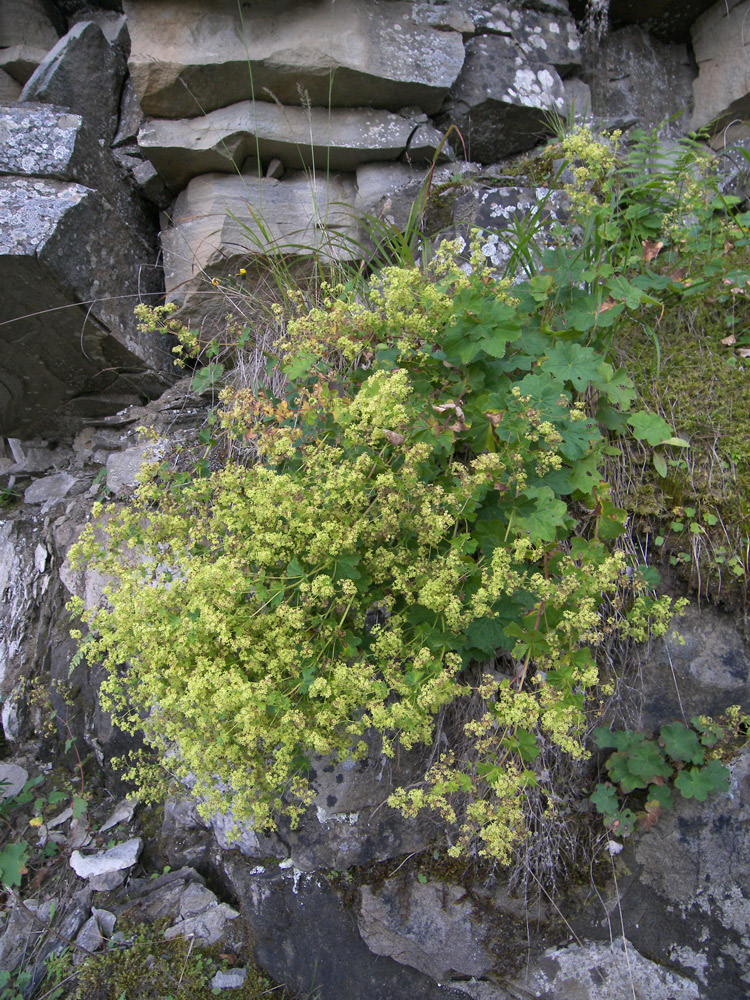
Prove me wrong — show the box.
[359,880,494,980]
[514,937,699,999]
[70,837,143,880]
[691,0,750,135]
[0,762,28,799]
[21,21,127,142]
[139,101,452,193]
[123,0,465,118]
[0,0,63,84]
[160,171,358,331]
[211,969,247,989]
[23,471,76,504]
[442,35,565,163]
[105,441,166,495]
[585,25,696,134]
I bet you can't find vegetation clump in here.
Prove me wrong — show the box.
[69,123,750,871]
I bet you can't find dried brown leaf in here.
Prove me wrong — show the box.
[642,239,664,262]
[721,334,737,346]
[383,430,405,445]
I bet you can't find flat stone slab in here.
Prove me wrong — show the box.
[139,101,451,192]
[70,837,143,879]
[691,0,750,134]
[0,762,28,800]
[124,0,465,118]
[160,171,358,328]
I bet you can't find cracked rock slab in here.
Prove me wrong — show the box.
[139,101,451,192]
[124,0,465,118]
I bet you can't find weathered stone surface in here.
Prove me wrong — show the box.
[224,859,470,1000]
[483,2,581,76]
[513,937,699,999]
[139,101,451,193]
[691,0,750,135]
[161,171,358,331]
[359,880,494,980]
[212,969,247,989]
[113,76,143,148]
[0,69,22,101]
[163,882,240,946]
[638,603,750,732]
[0,0,62,84]
[573,748,750,1000]
[442,35,565,163]
[105,441,165,494]
[0,174,170,436]
[124,0,465,118]
[585,25,696,133]
[21,21,127,142]
[570,0,718,41]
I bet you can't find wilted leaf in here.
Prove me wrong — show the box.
[383,430,405,445]
[485,412,503,427]
[597,296,618,314]
[721,335,737,346]
[643,239,664,262]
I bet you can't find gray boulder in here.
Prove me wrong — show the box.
[21,20,127,142]
[123,0,465,118]
[139,101,451,193]
[584,25,696,134]
[482,2,582,77]
[442,35,565,163]
[691,0,750,135]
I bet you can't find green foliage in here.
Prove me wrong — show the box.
[71,229,683,864]
[70,121,750,868]
[591,716,738,835]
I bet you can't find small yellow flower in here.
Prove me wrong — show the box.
[238,268,247,276]
[211,277,220,287]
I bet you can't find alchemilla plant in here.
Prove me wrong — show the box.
[69,226,688,864]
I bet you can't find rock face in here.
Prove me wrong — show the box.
[691,0,750,135]
[123,0,466,118]
[584,24,696,131]
[0,103,173,436]
[224,859,470,1000]
[638,603,750,732]
[573,747,750,1000]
